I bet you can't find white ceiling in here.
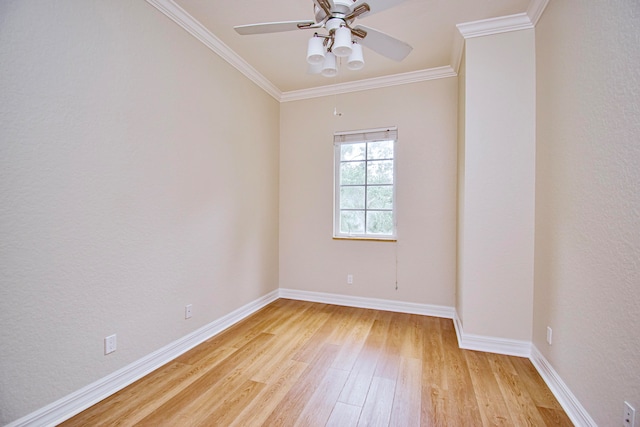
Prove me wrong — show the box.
[170,0,532,93]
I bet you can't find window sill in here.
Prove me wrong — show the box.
[333,237,397,242]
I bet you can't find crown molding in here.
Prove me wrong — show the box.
[451,0,549,74]
[145,0,282,101]
[450,30,466,75]
[280,66,457,102]
[456,12,534,39]
[526,0,550,26]
[147,0,549,103]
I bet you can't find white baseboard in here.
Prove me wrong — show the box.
[530,345,597,427]
[6,290,280,427]
[278,288,456,319]
[9,289,594,427]
[453,312,532,358]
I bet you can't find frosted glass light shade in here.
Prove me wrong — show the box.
[306,36,325,65]
[332,26,352,57]
[321,52,338,77]
[347,43,364,70]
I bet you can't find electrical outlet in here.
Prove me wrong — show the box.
[185,304,193,319]
[546,326,553,345]
[347,274,353,285]
[104,334,116,355]
[624,401,636,427]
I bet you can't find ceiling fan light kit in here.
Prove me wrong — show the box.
[234,0,413,77]
[347,42,365,70]
[333,26,353,57]
[321,52,338,77]
[307,35,326,64]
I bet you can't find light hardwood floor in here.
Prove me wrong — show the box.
[60,299,572,426]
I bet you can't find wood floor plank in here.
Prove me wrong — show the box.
[510,355,566,410]
[290,303,341,363]
[338,317,389,406]
[251,302,330,384]
[262,342,341,426]
[421,316,448,427]
[464,349,513,426]
[62,300,572,427]
[440,319,484,426]
[59,346,238,427]
[195,379,266,427]
[326,402,363,426]
[488,353,549,426]
[229,360,309,427]
[331,308,377,372]
[389,356,422,427]
[135,332,276,426]
[373,312,406,381]
[537,405,575,426]
[358,376,396,427]
[295,367,350,426]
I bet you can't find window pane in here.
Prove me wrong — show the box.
[340,161,365,185]
[367,160,393,184]
[367,186,393,209]
[367,140,394,160]
[340,210,365,234]
[341,186,365,209]
[366,211,393,235]
[341,143,366,161]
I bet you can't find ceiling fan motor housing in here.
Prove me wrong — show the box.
[332,0,355,14]
[326,18,345,33]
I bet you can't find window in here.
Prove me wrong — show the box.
[334,127,397,240]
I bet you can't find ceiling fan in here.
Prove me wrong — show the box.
[234,0,413,76]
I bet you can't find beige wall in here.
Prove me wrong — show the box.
[279,79,458,306]
[534,0,640,423]
[457,29,536,341]
[0,1,279,424]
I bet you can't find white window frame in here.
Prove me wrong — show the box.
[333,127,397,241]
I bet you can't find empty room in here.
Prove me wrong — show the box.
[1,0,638,426]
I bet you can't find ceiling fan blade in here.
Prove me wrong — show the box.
[349,0,408,18]
[234,20,315,35]
[353,25,413,62]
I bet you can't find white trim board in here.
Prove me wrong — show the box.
[453,313,532,358]
[456,12,534,39]
[280,67,457,102]
[145,0,457,102]
[145,0,281,101]
[5,290,280,427]
[278,288,456,318]
[9,289,595,427]
[530,346,598,427]
[145,0,550,101]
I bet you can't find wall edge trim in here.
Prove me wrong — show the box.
[279,66,457,102]
[8,291,595,427]
[5,290,280,427]
[452,311,532,357]
[526,0,550,26]
[456,12,533,40]
[145,0,282,101]
[530,345,598,427]
[278,288,456,318]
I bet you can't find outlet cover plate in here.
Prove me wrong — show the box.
[104,334,117,355]
[624,401,636,427]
